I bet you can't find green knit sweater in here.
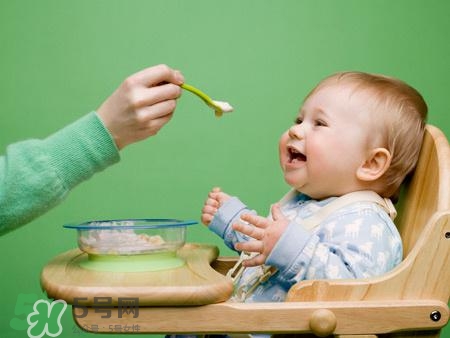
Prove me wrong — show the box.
[0,112,120,235]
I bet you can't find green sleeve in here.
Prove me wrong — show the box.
[0,112,120,235]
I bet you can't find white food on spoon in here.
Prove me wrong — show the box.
[212,100,234,113]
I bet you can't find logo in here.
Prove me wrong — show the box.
[11,293,67,338]
[27,299,67,338]
[12,294,142,335]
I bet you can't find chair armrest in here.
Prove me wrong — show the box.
[73,299,449,336]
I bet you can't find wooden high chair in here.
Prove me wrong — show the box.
[73,125,450,337]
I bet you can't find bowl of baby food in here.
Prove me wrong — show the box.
[64,218,197,256]
[64,219,197,272]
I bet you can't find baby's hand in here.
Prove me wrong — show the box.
[201,187,231,226]
[233,203,289,267]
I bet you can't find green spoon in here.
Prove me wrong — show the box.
[181,83,233,117]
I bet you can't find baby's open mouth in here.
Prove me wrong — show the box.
[288,146,307,163]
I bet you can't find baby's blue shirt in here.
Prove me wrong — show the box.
[209,192,403,303]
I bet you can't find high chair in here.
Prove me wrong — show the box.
[68,125,450,337]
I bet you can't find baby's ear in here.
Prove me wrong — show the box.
[357,148,392,182]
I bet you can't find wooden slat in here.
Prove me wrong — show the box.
[73,300,449,335]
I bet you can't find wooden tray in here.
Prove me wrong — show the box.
[41,243,233,306]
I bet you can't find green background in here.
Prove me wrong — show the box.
[1,1,449,337]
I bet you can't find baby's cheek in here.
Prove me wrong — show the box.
[278,134,289,160]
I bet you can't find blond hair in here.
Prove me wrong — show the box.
[307,71,428,198]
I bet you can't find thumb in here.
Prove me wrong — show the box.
[271,203,284,221]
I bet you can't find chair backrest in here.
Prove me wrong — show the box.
[287,125,450,303]
[395,125,450,256]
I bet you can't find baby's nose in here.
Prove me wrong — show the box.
[288,124,304,140]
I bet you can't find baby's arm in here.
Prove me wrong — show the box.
[202,188,258,251]
[267,206,403,287]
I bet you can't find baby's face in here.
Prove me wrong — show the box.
[279,83,373,199]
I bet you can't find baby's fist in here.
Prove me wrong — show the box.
[201,187,231,225]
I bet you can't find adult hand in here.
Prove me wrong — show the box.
[97,64,184,150]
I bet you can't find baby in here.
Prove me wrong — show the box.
[202,71,428,303]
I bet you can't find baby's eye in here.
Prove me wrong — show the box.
[294,117,303,124]
[314,119,327,127]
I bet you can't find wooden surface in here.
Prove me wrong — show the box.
[41,243,233,306]
[395,125,450,256]
[73,299,449,335]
